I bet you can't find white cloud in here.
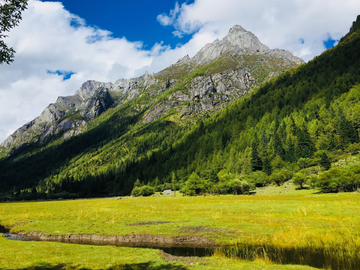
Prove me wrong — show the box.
[157,2,181,26]
[1,0,360,143]
[161,0,360,61]
[0,0,180,142]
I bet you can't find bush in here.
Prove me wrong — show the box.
[182,173,204,196]
[270,171,287,186]
[292,172,307,189]
[139,185,155,196]
[131,185,155,197]
[131,186,141,197]
[241,171,270,187]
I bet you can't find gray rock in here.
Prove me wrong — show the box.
[80,88,114,121]
[163,189,173,196]
[193,25,303,65]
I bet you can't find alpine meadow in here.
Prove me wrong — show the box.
[1,7,360,270]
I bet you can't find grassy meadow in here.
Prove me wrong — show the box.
[1,185,360,269]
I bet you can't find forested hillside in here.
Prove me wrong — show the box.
[1,16,360,200]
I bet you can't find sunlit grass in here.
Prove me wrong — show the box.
[1,189,360,269]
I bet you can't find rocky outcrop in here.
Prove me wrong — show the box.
[193,25,303,66]
[80,88,114,121]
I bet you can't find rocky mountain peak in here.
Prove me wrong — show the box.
[228,25,247,34]
[193,25,302,65]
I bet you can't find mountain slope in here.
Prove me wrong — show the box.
[2,18,360,199]
[0,25,302,156]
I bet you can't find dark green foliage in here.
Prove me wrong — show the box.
[182,173,203,196]
[269,171,287,186]
[337,109,359,145]
[295,124,315,159]
[274,133,285,160]
[320,152,331,170]
[0,0,27,64]
[251,142,263,171]
[292,172,307,189]
[262,157,272,176]
[2,16,360,198]
[131,185,155,197]
[209,169,220,183]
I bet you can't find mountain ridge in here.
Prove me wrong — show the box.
[1,24,303,153]
[1,16,360,199]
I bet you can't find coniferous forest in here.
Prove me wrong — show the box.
[1,16,360,201]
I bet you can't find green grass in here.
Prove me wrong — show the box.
[0,234,318,270]
[1,189,360,269]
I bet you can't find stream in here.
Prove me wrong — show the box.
[2,227,359,270]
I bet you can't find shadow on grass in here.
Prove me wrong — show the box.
[13,262,188,270]
[295,187,310,190]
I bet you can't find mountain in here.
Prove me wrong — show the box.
[0,25,303,154]
[1,17,360,200]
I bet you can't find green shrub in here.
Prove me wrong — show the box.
[292,172,307,189]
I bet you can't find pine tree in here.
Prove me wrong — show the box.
[251,142,263,171]
[209,168,219,183]
[295,123,315,159]
[320,152,331,170]
[260,130,269,149]
[289,115,297,135]
[274,133,285,160]
[263,156,272,176]
[337,109,359,145]
[285,137,295,163]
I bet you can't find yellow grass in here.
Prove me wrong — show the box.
[1,189,360,269]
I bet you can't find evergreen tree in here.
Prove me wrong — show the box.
[134,179,141,188]
[274,133,286,160]
[260,130,269,149]
[285,137,295,162]
[209,168,219,183]
[320,152,331,170]
[251,142,263,171]
[337,109,359,145]
[289,115,297,135]
[295,124,315,159]
[262,156,272,176]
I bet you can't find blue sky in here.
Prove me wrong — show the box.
[42,0,195,50]
[0,0,359,143]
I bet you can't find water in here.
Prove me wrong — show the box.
[2,228,358,270]
[160,244,360,270]
[160,247,215,257]
[0,224,9,233]
[3,233,32,241]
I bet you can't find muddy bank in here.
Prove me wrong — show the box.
[17,231,222,248]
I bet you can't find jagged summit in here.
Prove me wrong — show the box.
[193,25,302,65]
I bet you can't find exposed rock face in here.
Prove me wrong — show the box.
[80,88,114,121]
[76,80,113,100]
[193,25,303,65]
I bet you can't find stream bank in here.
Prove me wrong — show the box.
[3,228,360,270]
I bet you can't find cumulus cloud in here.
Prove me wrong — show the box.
[157,2,181,26]
[160,0,360,61]
[0,0,180,142]
[1,0,359,143]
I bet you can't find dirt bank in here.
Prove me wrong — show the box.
[17,231,222,248]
